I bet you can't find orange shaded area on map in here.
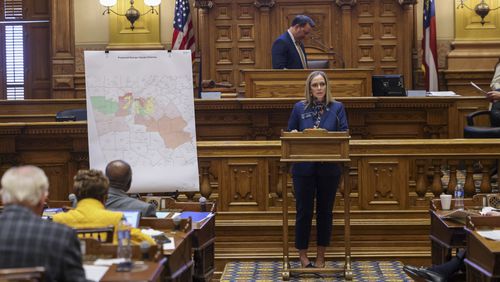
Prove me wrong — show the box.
[135,115,191,149]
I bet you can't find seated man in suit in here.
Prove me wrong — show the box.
[271,15,315,69]
[53,169,155,245]
[403,210,500,282]
[0,165,86,282]
[105,160,156,217]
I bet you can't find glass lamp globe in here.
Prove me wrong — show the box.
[144,0,161,6]
[99,0,117,7]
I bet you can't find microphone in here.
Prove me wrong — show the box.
[199,196,207,212]
[68,193,78,208]
[140,241,151,260]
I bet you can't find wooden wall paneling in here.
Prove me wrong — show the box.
[0,97,490,140]
[443,70,496,97]
[51,0,75,99]
[399,0,416,90]
[25,0,50,20]
[24,23,51,99]
[336,0,356,67]
[194,1,214,83]
[359,156,408,210]
[221,158,267,211]
[254,1,275,69]
[353,0,404,76]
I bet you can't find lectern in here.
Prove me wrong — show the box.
[280,129,352,280]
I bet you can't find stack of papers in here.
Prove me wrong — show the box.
[426,91,458,97]
[83,265,109,282]
[477,230,500,241]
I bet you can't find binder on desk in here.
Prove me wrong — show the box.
[179,211,214,229]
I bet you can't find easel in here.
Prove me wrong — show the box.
[280,129,352,280]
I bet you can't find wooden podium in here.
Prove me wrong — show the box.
[280,129,352,280]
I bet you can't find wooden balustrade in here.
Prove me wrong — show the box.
[1,122,499,269]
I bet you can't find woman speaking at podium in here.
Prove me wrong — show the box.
[287,71,349,268]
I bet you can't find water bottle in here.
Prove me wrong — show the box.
[117,216,132,271]
[454,183,465,210]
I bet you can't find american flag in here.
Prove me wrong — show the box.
[422,0,438,91]
[171,0,195,59]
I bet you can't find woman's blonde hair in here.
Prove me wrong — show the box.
[304,71,333,108]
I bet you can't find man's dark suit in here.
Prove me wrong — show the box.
[0,204,86,282]
[105,187,156,217]
[271,31,307,69]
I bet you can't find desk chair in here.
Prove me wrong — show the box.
[0,266,45,281]
[463,102,500,138]
[55,108,87,121]
[308,60,330,69]
[75,226,114,243]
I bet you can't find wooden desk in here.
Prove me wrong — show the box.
[162,198,216,282]
[140,218,194,282]
[100,260,165,282]
[464,230,500,281]
[429,209,467,265]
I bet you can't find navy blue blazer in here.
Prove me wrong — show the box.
[271,32,307,69]
[287,100,349,176]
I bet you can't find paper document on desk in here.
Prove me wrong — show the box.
[426,91,458,97]
[441,209,480,224]
[83,265,109,282]
[163,237,175,250]
[477,230,500,241]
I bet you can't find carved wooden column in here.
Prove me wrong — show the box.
[335,0,356,68]
[398,0,416,90]
[254,0,275,68]
[51,0,76,99]
[194,1,214,82]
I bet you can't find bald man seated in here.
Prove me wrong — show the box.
[105,160,156,217]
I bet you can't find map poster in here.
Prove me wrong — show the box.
[84,50,199,193]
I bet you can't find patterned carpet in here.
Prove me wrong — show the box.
[221,260,413,281]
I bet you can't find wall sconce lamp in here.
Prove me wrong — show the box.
[100,0,161,30]
[457,0,500,25]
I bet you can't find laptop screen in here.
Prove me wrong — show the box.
[120,210,141,228]
[42,208,64,220]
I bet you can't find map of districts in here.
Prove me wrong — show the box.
[87,73,197,168]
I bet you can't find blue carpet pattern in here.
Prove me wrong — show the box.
[221,260,413,281]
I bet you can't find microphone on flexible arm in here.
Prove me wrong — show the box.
[309,35,345,68]
[68,193,78,208]
[199,196,207,212]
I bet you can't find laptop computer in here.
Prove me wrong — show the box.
[42,208,64,220]
[119,210,141,228]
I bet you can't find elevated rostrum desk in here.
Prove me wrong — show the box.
[280,129,352,280]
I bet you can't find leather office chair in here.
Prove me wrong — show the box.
[307,60,329,69]
[55,108,87,121]
[75,225,114,243]
[463,102,500,138]
[0,266,45,281]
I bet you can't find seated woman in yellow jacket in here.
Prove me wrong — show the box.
[53,169,155,245]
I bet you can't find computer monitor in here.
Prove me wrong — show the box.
[372,74,406,96]
[120,210,141,228]
[42,208,64,220]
